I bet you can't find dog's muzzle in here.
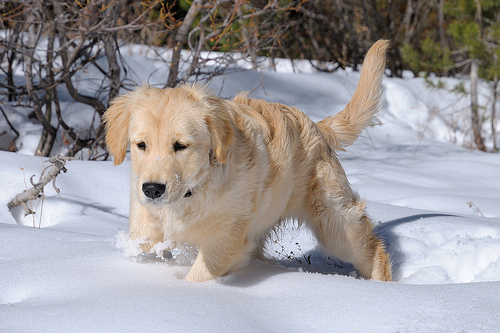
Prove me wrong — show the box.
[142,182,193,201]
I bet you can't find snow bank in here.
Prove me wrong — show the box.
[1,50,500,332]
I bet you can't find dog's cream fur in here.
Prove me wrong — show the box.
[104,40,392,282]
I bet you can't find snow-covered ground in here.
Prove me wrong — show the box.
[1,48,500,332]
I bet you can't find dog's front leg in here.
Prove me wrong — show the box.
[186,247,246,282]
[185,222,253,282]
[185,250,220,282]
[129,195,164,252]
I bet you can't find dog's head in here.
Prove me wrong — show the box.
[104,84,234,205]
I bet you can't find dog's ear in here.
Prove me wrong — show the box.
[203,96,235,164]
[103,95,131,165]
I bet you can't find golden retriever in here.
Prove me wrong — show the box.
[104,40,392,282]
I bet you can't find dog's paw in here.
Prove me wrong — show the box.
[185,266,218,282]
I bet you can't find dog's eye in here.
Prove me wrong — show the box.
[137,141,146,150]
[173,141,189,152]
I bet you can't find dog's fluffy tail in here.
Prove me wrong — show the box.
[317,40,389,150]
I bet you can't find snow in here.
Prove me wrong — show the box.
[1,48,500,332]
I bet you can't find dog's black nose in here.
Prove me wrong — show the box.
[142,183,166,199]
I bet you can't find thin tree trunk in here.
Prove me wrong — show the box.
[438,0,447,49]
[36,94,56,156]
[437,0,448,76]
[492,76,498,153]
[104,33,121,102]
[7,32,19,101]
[165,0,202,88]
[25,10,57,156]
[403,0,413,44]
[470,0,486,151]
[470,58,486,151]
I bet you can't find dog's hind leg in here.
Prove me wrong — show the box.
[305,159,392,281]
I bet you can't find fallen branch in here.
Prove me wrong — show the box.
[7,155,78,215]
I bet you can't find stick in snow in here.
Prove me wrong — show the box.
[7,155,78,215]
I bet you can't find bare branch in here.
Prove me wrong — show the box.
[0,105,20,150]
[7,156,79,215]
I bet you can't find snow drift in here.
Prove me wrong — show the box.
[1,47,500,332]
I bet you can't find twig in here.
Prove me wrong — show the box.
[7,156,78,215]
[467,201,484,217]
